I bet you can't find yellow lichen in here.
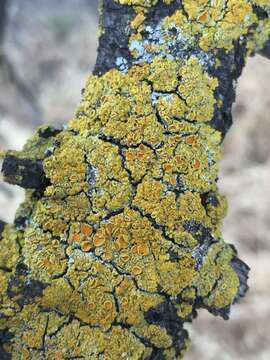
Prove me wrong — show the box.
[1,0,268,358]
[115,0,174,13]
[194,242,240,309]
[128,0,267,57]
[131,12,146,29]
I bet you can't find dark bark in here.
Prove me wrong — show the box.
[2,155,49,190]
[260,36,270,59]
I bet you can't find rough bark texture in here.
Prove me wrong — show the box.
[0,1,270,359]
[260,36,270,58]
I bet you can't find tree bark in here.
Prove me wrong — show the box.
[0,1,269,359]
[260,36,270,59]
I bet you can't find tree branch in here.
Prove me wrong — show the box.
[0,1,269,358]
[260,36,270,59]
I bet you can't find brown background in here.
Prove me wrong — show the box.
[0,1,270,359]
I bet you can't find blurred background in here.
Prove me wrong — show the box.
[0,1,270,359]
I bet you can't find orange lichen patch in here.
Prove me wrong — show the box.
[115,234,129,250]
[132,265,143,275]
[93,234,106,247]
[104,300,114,310]
[185,135,198,145]
[72,233,81,243]
[126,150,135,161]
[169,176,177,186]
[194,159,201,170]
[23,228,67,282]
[154,125,221,193]
[120,253,130,263]
[81,241,92,252]
[74,347,82,356]
[21,348,30,359]
[53,352,62,360]
[139,143,145,151]
[81,223,93,236]
[32,192,91,239]
[198,11,208,23]
[86,209,165,291]
[51,239,60,247]
[103,250,113,261]
[125,145,160,183]
[137,244,150,256]
[105,223,115,235]
[121,297,129,309]
[88,302,97,310]
[163,163,173,172]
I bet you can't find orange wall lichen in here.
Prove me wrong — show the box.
[0,0,269,358]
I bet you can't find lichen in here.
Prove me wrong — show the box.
[127,0,270,62]
[0,0,269,359]
[115,0,174,13]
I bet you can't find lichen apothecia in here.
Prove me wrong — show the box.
[0,0,269,358]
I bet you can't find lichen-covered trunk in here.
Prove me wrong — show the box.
[0,1,270,359]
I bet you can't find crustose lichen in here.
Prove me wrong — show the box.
[0,0,269,359]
